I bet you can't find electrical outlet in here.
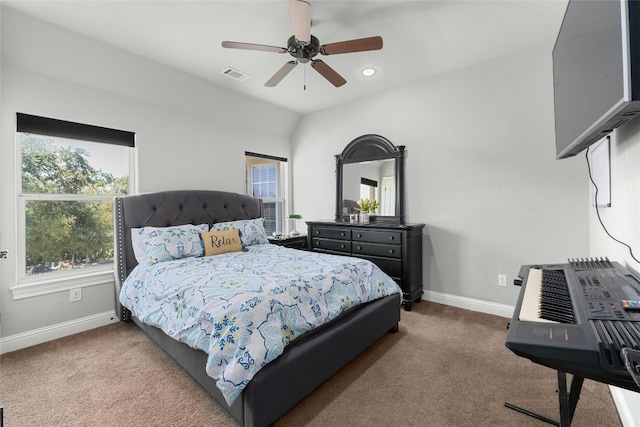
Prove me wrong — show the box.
[70,288,82,302]
[498,274,507,287]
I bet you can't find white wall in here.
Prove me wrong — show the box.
[589,116,640,425]
[0,7,299,341]
[292,45,589,308]
[589,121,640,269]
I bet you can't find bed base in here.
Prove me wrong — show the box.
[130,295,398,427]
[114,190,401,427]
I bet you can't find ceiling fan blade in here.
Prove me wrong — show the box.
[321,36,383,55]
[311,60,346,87]
[265,61,298,87]
[289,0,311,44]
[222,41,287,53]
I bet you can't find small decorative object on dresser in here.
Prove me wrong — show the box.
[307,221,424,310]
[357,198,376,224]
[267,233,308,250]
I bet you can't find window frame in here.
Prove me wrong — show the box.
[245,152,288,235]
[10,114,135,299]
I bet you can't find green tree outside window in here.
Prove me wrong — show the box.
[21,134,129,275]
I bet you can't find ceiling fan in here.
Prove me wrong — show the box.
[222,0,383,88]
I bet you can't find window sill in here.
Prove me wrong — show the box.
[10,269,114,300]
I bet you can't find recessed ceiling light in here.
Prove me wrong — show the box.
[362,68,376,77]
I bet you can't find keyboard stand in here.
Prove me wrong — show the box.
[505,370,584,427]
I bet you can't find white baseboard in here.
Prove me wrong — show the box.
[0,293,510,355]
[610,386,640,427]
[423,290,515,319]
[0,310,118,354]
[3,293,636,426]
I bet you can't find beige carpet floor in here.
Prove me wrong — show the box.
[0,301,622,426]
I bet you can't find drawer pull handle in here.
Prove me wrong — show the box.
[340,244,345,249]
[389,249,394,254]
[315,242,319,246]
[341,232,345,237]
[357,233,362,238]
[389,236,394,240]
[315,230,319,234]
[357,246,362,250]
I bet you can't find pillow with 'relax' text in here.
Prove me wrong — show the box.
[201,229,243,256]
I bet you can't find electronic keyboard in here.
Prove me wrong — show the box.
[505,258,640,426]
[506,258,640,392]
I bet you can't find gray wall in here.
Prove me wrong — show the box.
[291,45,589,307]
[0,7,299,338]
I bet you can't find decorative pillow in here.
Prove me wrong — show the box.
[211,218,269,247]
[140,224,208,264]
[201,229,243,256]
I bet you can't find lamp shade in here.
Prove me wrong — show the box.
[288,214,302,236]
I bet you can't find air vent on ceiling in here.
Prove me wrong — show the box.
[221,67,250,81]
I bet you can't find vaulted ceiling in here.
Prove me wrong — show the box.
[3,0,569,115]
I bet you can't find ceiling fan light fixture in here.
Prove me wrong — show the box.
[362,68,376,77]
[222,1,383,87]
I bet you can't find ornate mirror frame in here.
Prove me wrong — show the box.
[335,134,405,224]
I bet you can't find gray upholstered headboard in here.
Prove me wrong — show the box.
[113,190,263,319]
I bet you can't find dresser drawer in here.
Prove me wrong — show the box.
[311,238,351,253]
[352,241,401,259]
[359,255,402,278]
[352,229,402,245]
[307,220,424,311]
[310,227,351,240]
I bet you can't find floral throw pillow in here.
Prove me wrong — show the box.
[211,218,269,247]
[141,224,208,264]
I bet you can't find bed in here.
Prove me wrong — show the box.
[113,190,401,427]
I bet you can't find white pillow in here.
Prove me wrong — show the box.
[131,228,146,263]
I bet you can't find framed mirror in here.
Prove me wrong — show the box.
[335,134,405,224]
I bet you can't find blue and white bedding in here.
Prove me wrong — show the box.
[119,243,400,405]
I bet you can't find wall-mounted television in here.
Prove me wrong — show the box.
[554,0,640,159]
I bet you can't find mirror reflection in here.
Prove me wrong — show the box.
[335,134,404,224]
[342,159,395,216]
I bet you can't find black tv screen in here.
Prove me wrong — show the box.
[553,0,640,159]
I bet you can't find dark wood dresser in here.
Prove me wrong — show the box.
[306,221,424,310]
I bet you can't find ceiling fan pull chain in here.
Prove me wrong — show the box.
[304,64,307,91]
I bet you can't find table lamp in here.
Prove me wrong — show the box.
[288,214,302,236]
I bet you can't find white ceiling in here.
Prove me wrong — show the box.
[3,0,569,115]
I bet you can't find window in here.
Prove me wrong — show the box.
[17,114,134,280]
[245,152,287,235]
[360,177,378,200]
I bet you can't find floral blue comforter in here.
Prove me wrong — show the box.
[119,243,400,405]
